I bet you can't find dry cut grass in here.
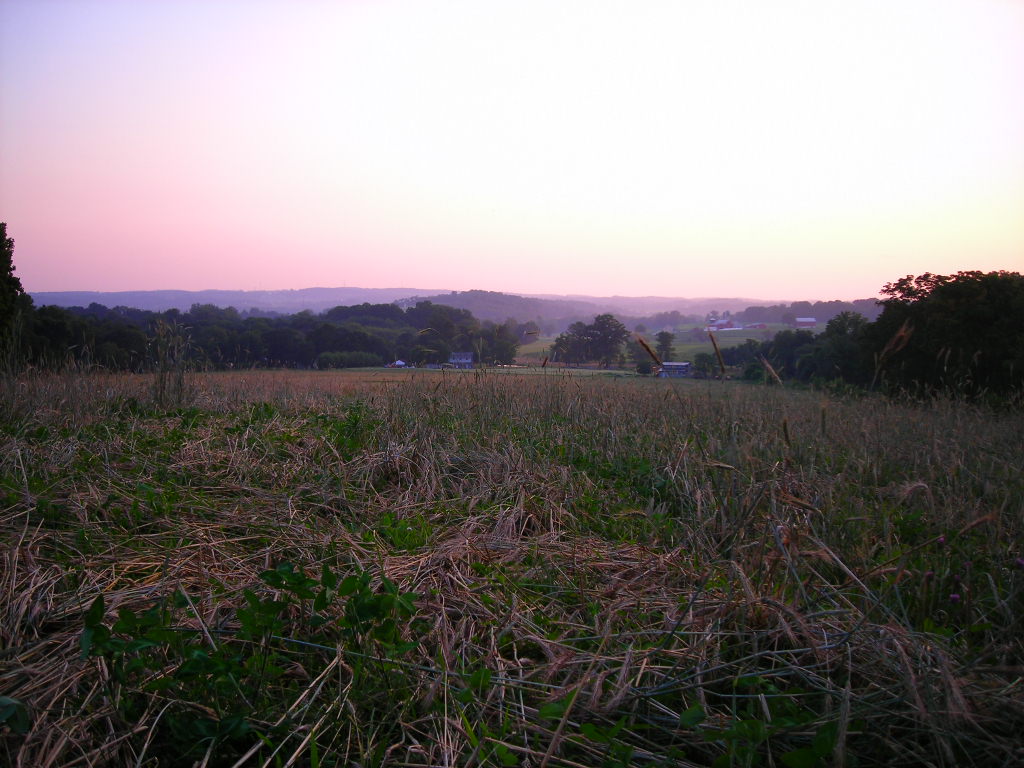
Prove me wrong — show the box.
[1,369,1023,767]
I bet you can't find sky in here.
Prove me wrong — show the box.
[1,0,1023,301]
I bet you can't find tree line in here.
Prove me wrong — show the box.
[3,223,1022,398]
[9,298,528,371]
[732,298,883,325]
[1,224,527,371]
[688,271,1024,399]
[553,270,1024,400]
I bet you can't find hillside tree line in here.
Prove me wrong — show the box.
[10,299,528,371]
[3,224,1022,399]
[1,225,526,371]
[694,271,1024,399]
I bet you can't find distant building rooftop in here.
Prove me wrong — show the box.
[448,351,474,368]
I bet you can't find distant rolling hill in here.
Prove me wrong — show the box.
[31,286,778,321]
[29,287,446,314]
[393,290,779,323]
[528,294,779,317]
[32,286,872,329]
[394,290,604,323]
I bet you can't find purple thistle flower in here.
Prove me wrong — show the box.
[949,594,961,603]
[1014,558,1024,570]
[936,536,946,546]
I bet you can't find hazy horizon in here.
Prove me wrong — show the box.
[3,0,1022,300]
[26,284,835,308]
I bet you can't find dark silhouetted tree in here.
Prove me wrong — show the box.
[869,271,1024,396]
[812,311,872,385]
[763,329,815,379]
[654,331,675,361]
[479,320,519,364]
[590,314,630,366]
[551,315,628,366]
[1,223,32,355]
[551,321,591,364]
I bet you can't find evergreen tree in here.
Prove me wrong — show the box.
[1,223,30,338]
[654,331,675,361]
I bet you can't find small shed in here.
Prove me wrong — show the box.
[658,361,692,378]
[794,317,817,328]
[448,351,474,369]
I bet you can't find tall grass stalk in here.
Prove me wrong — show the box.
[150,319,193,409]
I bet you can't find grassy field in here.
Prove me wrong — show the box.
[514,336,563,364]
[2,369,1022,767]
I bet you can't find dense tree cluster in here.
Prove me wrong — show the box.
[867,271,1024,396]
[625,309,704,332]
[710,271,1024,398]
[550,314,631,366]
[709,314,872,385]
[0,226,526,373]
[735,298,883,325]
[9,299,526,371]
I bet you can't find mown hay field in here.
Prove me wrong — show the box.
[2,369,1022,767]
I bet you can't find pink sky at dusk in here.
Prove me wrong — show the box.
[2,0,1022,302]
